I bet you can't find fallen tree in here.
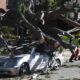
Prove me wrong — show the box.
[1,0,79,52]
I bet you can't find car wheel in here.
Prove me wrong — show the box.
[55,59,61,69]
[48,58,61,70]
[52,60,60,70]
[19,63,30,75]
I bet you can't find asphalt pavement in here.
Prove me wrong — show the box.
[0,61,80,80]
[35,60,80,80]
[0,49,80,80]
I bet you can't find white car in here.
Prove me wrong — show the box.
[52,51,65,66]
[0,43,63,76]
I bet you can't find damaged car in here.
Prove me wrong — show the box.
[0,41,63,76]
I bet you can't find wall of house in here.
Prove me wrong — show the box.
[0,0,7,11]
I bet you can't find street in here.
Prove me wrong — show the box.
[36,60,80,80]
[0,61,80,80]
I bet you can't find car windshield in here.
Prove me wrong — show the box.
[13,46,32,55]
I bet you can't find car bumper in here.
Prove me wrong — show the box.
[0,67,19,75]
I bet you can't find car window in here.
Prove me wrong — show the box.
[13,46,32,55]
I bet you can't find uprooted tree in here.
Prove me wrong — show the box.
[0,0,80,51]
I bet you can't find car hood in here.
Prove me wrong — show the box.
[0,54,30,59]
[0,54,30,68]
[0,53,32,61]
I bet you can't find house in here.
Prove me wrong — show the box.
[0,0,7,12]
[0,0,15,13]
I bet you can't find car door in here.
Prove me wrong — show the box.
[35,53,49,71]
[29,47,48,72]
[28,47,41,71]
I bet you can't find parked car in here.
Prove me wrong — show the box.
[52,51,65,67]
[61,49,72,62]
[0,42,61,76]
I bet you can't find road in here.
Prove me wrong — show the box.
[0,61,80,80]
[35,60,80,80]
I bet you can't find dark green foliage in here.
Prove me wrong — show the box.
[47,0,58,9]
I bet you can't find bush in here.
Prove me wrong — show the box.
[48,0,58,10]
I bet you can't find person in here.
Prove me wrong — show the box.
[69,46,79,62]
[74,47,80,60]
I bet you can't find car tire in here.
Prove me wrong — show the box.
[55,59,61,68]
[19,62,30,75]
[48,58,61,70]
[52,59,60,70]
